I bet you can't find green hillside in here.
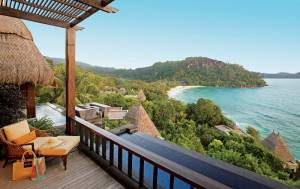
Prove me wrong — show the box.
[93,57,266,88]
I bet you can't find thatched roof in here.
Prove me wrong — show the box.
[0,15,54,86]
[262,131,294,162]
[125,105,160,137]
[137,89,146,101]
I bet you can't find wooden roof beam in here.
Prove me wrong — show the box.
[101,5,118,13]
[77,0,118,13]
[12,0,77,20]
[101,0,114,7]
[0,6,69,28]
[70,7,97,27]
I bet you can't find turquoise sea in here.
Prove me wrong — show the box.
[172,79,300,160]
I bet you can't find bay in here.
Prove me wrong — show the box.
[172,79,300,160]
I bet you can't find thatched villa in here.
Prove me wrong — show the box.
[262,131,294,162]
[0,15,54,118]
[262,131,298,172]
[125,104,160,137]
[137,89,146,101]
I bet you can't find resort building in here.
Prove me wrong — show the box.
[262,131,298,172]
[262,131,294,162]
[125,105,161,138]
[137,89,147,101]
[76,104,102,125]
[214,125,245,136]
[90,102,128,120]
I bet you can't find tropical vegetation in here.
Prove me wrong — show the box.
[0,58,298,187]
[83,57,266,88]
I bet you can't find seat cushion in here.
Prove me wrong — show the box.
[13,131,36,144]
[23,136,80,156]
[3,120,30,142]
[38,136,80,156]
[46,137,64,148]
[22,137,53,151]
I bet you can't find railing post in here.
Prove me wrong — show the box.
[139,158,144,187]
[153,166,158,189]
[128,152,132,178]
[169,175,174,189]
[118,146,122,171]
[109,141,114,166]
[102,138,107,160]
[95,135,100,155]
[90,132,94,151]
[84,127,89,146]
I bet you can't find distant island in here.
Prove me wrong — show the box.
[261,72,300,79]
[47,56,266,88]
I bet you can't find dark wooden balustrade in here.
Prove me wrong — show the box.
[70,116,229,189]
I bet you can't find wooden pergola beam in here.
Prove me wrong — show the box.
[65,27,76,134]
[101,0,114,7]
[0,6,69,28]
[77,0,117,13]
[0,0,118,28]
[12,0,78,20]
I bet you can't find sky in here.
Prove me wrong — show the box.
[25,0,300,73]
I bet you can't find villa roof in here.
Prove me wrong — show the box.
[262,131,294,162]
[125,104,161,137]
[0,16,54,86]
[137,89,146,101]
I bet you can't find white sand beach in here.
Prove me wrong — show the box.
[167,86,203,98]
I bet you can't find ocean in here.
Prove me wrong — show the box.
[171,79,300,160]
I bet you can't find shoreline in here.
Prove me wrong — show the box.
[167,85,203,98]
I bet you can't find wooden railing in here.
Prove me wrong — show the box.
[70,117,228,189]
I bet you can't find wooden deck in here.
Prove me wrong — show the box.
[0,151,124,189]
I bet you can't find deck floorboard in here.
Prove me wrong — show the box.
[0,151,124,189]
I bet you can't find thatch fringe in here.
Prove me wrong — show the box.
[0,15,54,86]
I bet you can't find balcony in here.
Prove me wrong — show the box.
[0,150,123,189]
[1,117,294,189]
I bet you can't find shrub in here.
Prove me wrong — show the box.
[28,117,62,136]
[246,126,261,141]
[208,139,224,151]
[0,84,25,127]
[102,118,128,130]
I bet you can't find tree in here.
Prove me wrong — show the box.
[161,119,204,153]
[246,126,261,141]
[186,98,224,127]
[208,139,224,151]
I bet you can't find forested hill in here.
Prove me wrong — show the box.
[47,57,266,88]
[94,57,266,88]
[261,72,300,79]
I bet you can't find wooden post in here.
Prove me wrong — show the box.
[23,83,36,118]
[66,27,76,135]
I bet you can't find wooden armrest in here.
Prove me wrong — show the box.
[36,130,48,137]
[20,142,35,152]
[30,127,48,137]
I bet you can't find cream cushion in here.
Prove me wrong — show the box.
[23,136,80,156]
[22,137,53,151]
[3,120,30,142]
[46,137,64,148]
